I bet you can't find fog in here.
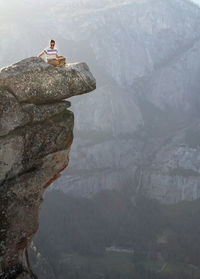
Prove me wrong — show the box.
[191,0,200,5]
[1,0,200,278]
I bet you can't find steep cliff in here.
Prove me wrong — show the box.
[48,0,200,204]
[0,57,96,278]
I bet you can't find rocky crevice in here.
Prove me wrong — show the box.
[0,57,96,278]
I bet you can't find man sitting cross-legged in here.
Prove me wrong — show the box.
[38,39,66,67]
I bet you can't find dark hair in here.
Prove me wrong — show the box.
[50,39,55,44]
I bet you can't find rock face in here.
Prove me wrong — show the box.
[0,57,96,278]
[49,0,200,204]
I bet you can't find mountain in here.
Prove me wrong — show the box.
[50,0,200,203]
[1,0,200,203]
[52,0,200,85]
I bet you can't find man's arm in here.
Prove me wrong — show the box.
[38,51,45,58]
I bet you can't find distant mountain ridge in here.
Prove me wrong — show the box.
[50,0,200,86]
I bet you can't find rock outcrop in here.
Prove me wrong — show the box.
[0,57,96,104]
[0,57,96,278]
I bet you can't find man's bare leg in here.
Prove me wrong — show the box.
[57,56,66,66]
[47,57,66,67]
[47,59,59,66]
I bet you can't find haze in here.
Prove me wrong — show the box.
[1,0,200,278]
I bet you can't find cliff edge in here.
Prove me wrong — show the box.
[0,57,96,278]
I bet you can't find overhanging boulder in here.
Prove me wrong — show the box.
[0,57,96,104]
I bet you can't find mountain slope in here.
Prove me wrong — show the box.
[51,0,200,203]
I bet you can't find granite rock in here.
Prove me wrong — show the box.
[0,57,96,278]
[0,57,96,104]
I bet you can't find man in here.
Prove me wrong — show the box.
[38,39,66,66]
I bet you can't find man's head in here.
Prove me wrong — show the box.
[50,39,55,49]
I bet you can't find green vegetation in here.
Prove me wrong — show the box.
[31,190,200,279]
